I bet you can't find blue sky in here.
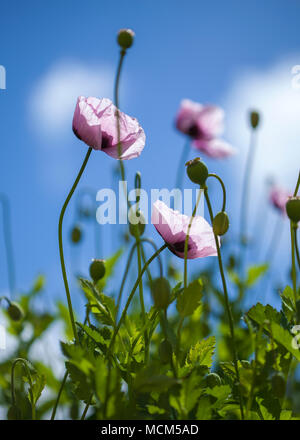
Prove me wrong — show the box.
[0,0,300,314]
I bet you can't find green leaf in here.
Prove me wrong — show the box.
[246,264,268,288]
[186,336,216,370]
[281,286,296,323]
[176,279,203,317]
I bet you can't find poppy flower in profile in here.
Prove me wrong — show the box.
[151,200,218,259]
[72,97,145,160]
[175,99,236,158]
[269,185,291,215]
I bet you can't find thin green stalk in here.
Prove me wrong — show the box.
[50,371,68,420]
[108,244,167,355]
[294,228,300,271]
[239,129,257,269]
[0,194,16,296]
[204,187,244,420]
[207,173,226,212]
[58,147,92,344]
[290,222,297,306]
[11,358,35,420]
[81,393,93,420]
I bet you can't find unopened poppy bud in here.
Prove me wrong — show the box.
[128,209,145,238]
[151,277,170,310]
[70,225,82,244]
[159,340,173,364]
[89,259,106,283]
[117,29,135,49]
[286,196,300,223]
[213,211,229,236]
[250,110,260,129]
[7,302,24,322]
[186,157,208,186]
[79,207,93,219]
[206,372,222,388]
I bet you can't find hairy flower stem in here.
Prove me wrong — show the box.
[58,147,92,344]
[204,186,244,420]
[239,129,257,271]
[108,244,168,356]
[11,358,35,420]
[136,238,148,361]
[50,371,68,420]
[116,238,163,316]
[0,194,16,296]
[294,228,300,271]
[290,172,300,305]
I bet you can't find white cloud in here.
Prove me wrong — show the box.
[223,56,300,189]
[28,60,114,140]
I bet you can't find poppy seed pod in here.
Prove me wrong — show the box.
[89,259,106,283]
[70,225,82,244]
[151,277,171,310]
[213,212,230,236]
[286,196,300,223]
[250,110,260,129]
[129,210,146,238]
[159,340,173,364]
[186,157,208,186]
[206,373,222,388]
[7,302,24,322]
[117,29,135,49]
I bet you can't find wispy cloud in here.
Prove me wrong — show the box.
[28,59,114,141]
[224,56,300,188]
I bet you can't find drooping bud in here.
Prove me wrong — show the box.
[213,211,230,236]
[250,110,260,129]
[70,225,82,244]
[286,196,300,223]
[186,157,208,186]
[7,302,24,322]
[128,208,145,238]
[89,259,106,283]
[151,277,171,310]
[159,340,173,364]
[117,29,135,50]
[205,372,222,388]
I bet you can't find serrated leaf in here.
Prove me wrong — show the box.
[177,279,203,317]
[186,336,216,370]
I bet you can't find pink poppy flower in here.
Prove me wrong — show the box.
[151,200,218,259]
[72,97,145,160]
[269,185,291,215]
[175,99,235,158]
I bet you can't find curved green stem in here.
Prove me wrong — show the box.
[50,371,68,420]
[294,228,300,271]
[207,173,227,212]
[116,238,163,315]
[290,223,298,306]
[81,393,93,420]
[204,186,244,420]
[293,171,300,197]
[0,193,16,296]
[11,358,35,420]
[108,244,167,355]
[58,147,92,344]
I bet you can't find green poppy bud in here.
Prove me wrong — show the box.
[286,196,300,223]
[205,372,222,388]
[89,259,106,283]
[159,340,173,364]
[70,225,82,244]
[213,211,230,236]
[117,29,135,49]
[250,110,260,129]
[151,277,170,310]
[271,373,286,399]
[128,209,145,238]
[7,302,24,322]
[186,157,208,186]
